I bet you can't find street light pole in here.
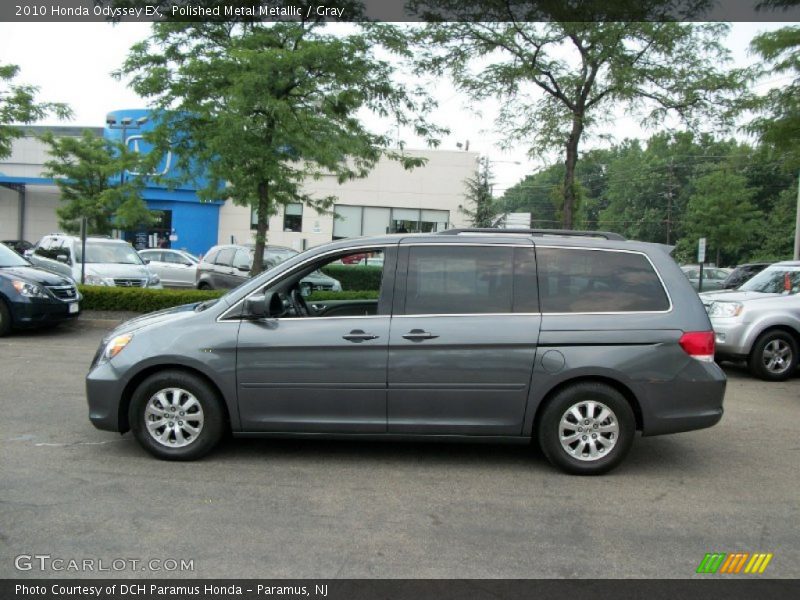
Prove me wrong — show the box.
[105,114,149,245]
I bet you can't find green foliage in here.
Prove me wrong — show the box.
[78,286,223,312]
[0,63,72,160]
[678,168,762,265]
[320,265,383,291]
[41,130,154,235]
[391,11,744,228]
[117,14,444,275]
[460,156,496,227]
[745,25,800,171]
[77,285,377,313]
[308,290,380,301]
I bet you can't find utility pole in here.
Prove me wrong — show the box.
[794,170,800,260]
[664,158,677,245]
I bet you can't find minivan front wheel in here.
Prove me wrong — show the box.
[129,370,225,460]
[538,383,635,475]
[748,330,798,381]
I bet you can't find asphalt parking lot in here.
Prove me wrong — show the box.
[1,324,798,579]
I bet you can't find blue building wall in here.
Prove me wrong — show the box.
[104,109,220,256]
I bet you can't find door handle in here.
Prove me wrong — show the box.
[342,329,379,343]
[402,329,439,341]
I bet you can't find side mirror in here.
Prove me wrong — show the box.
[237,264,250,272]
[244,292,283,319]
[56,253,69,263]
[142,258,150,264]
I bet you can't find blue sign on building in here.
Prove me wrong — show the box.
[104,109,221,257]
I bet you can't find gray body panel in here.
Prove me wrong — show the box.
[87,232,725,446]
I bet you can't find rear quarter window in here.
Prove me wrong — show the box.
[537,247,670,313]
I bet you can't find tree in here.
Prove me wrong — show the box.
[0,63,72,160]
[118,12,442,274]
[460,156,496,227]
[398,2,744,228]
[41,130,153,235]
[679,168,761,266]
[745,25,800,171]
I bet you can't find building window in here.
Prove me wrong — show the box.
[333,205,450,239]
[250,207,270,231]
[283,203,303,232]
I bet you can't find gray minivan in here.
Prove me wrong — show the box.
[86,229,726,475]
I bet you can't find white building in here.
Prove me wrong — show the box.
[1,124,478,254]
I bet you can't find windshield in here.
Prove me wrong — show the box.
[0,243,30,268]
[76,242,143,265]
[739,267,800,295]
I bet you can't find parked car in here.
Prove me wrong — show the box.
[139,249,199,288]
[28,234,162,288]
[87,228,725,475]
[701,261,800,381]
[1,240,34,256]
[722,262,771,290]
[0,242,80,336]
[195,243,341,291]
[681,265,731,291]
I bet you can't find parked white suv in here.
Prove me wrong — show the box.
[29,234,162,288]
[701,261,800,381]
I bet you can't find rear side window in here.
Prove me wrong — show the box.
[405,246,514,314]
[537,248,669,313]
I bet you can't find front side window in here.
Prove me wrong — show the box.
[537,248,669,313]
[405,246,514,315]
[214,248,235,267]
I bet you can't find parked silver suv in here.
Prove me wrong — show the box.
[701,261,800,381]
[30,234,162,288]
[86,229,726,475]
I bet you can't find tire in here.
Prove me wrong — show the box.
[197,281,212,290]
[537,382,636,476]
[0,298,10,336]
[129,370,225,461]
[748,330,798,382]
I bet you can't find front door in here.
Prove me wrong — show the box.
[387,243,540,436]
[236,246,396,433]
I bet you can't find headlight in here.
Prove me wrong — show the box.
[100,333,133,363]
[707,301,743,318]
[12,280,48,298]
[85,274,112,286]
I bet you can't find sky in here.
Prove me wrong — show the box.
[0,21,792,196]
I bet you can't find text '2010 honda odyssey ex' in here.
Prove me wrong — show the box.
[87,229,725,475]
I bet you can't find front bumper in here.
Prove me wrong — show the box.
[86,359,127,432]
[710,317,751,358]
[10,296,80,328]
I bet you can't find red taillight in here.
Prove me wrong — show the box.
[679,331,715,362]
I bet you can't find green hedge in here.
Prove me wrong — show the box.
[321,265,382,291]
[78,286,223,313]
[78,285,378,313]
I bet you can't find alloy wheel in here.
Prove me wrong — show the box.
[144,387,204,448]
[558,400,619,461]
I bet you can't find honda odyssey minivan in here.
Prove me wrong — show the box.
[86,229,726,475]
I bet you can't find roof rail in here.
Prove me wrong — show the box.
[437,228,626,241]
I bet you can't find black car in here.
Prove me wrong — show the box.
[0,243,81,336]
[723,262,771,289]
[1,239,34,256]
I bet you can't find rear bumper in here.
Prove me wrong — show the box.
[638,359,726,437]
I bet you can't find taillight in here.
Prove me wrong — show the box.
[679,331,715,362]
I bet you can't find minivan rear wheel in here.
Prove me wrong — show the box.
[748,330,798,382]
[129,370,225,460]
[537,383,635,475]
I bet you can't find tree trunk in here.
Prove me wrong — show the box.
[562,115,584,230]
[251,180,270,276]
